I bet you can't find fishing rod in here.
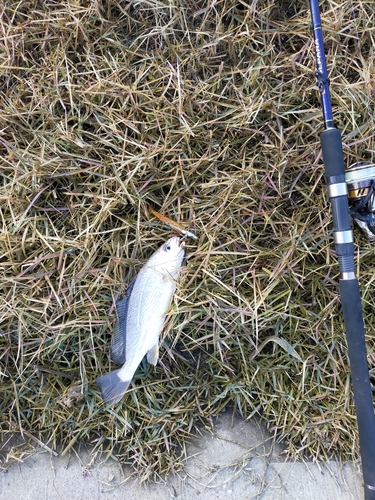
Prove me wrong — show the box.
[308,1,375,498]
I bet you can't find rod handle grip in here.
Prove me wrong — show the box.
[321,128,345,178]
[339,279,375,497]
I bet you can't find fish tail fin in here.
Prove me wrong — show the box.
[96,369,131,404]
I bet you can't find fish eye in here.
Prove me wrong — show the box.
[164,244,171,252]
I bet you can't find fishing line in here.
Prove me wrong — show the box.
[344,1,375,240]
[348,0,373,121]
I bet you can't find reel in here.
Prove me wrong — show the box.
[345,161,375,241]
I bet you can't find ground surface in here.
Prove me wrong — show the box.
[0,413,363,500]
[1,0,375,480]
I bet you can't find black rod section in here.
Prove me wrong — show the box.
[308,2,375,498]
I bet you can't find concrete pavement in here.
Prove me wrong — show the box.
[0,413,363,499]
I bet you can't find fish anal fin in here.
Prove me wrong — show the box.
[147,342,159,366]
[96,369,131,404]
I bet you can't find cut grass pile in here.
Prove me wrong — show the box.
[1,0,375,478]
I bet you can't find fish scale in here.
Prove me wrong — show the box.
[96,236,185,404]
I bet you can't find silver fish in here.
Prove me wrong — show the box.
[96,236,185,404]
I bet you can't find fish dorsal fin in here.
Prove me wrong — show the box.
[146,342,159,366]
[110,276,137,365]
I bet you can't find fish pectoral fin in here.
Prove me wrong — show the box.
[146,343,159,366]
[96,369,131,404]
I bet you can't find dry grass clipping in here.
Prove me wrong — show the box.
[1,0,375,479]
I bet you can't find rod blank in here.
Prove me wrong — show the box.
[308,1,375,498]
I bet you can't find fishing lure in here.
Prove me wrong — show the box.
[149,206,198,240]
